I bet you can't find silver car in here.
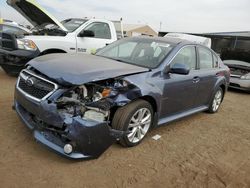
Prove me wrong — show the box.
[224,60,250,92]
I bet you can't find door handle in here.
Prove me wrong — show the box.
[193,76,200,83]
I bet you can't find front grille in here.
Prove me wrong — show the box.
[17,70,58,101]
[0,32,17,51]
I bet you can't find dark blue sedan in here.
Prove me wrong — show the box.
[14,36,230,159]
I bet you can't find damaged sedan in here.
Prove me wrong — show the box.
[14,37,230,159]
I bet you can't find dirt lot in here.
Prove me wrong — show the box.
[0,68,250,188]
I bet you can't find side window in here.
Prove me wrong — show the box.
[198,47,213,69]
[171,46,196,70]
[84,22,111,39]
[213,53,219,68]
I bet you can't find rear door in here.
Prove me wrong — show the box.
[194,46,219,106]
[76,22,115,54]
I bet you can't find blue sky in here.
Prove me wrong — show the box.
[1,0,250,33]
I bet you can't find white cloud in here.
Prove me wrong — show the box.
[1,0,250,33]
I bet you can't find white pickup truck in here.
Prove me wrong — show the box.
[0,0,121,75]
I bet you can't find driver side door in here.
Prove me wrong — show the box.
[76,22,114,54]
[160,46,200,118]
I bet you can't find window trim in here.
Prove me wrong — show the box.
[212,52,219,68]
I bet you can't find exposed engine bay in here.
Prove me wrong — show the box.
[56,79,129,123]
[229,66,250,76]
[30,28,67,36]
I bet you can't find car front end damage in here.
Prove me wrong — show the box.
[13,68,143,159]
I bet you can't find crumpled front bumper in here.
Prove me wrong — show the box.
[0,48,40,76]
[14,87,123,160]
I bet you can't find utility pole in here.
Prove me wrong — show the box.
[159,22,162,32]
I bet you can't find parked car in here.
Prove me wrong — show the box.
[0,0,122,75]
[14,36,230,159]
[223,60,250,92]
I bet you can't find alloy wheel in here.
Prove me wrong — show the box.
[212,90,223,112]
[127,108,152,143]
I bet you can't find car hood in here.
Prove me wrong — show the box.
[223,60,250,67]
[7,0,67,31]
[221,49,250,65]
[28,54,149,85]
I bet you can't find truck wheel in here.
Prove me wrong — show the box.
[208,87,224,113]
[112,100,153,147]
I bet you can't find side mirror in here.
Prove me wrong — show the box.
[78,30,95,37]
[169,63,190,75]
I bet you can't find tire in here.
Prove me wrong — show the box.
[207,87,224,113]
[112,99,154,147]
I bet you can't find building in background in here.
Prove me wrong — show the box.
[118,24,157,37]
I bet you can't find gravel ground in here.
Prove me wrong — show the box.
[0,68,250,188]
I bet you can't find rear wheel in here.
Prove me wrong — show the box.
[208,87,224,113]
[112,100,153,147]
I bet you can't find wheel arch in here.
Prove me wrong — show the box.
[40,48,67,55]
[139,95,158,113]
[215,78,227,101]
[110,95,158,126]
[220,84,226,97]
[210,79,227,105]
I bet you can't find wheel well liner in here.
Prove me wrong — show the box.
[41,49,67,55]
[219,84,226,101]
[139,96,157,113]
[220,84,226,94]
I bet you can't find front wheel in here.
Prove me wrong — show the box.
[112,100,153,147]
[208,87,224,113]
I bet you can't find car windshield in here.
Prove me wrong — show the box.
[96,38,175,68]
[61,19,88,32]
